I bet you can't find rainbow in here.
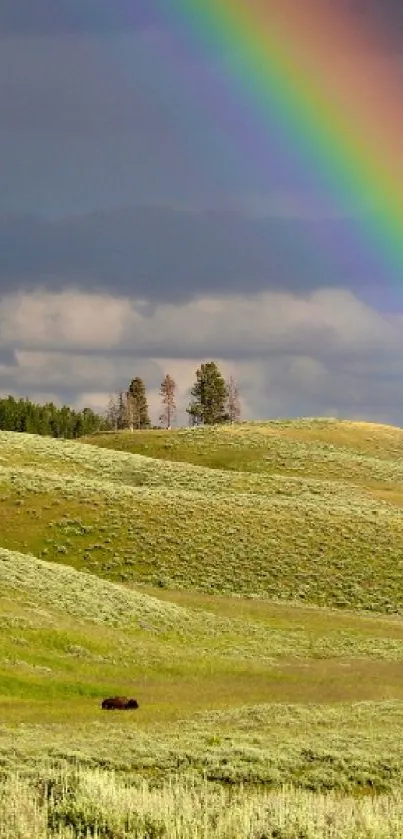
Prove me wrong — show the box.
[156,0,403,288]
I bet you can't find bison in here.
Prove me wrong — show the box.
[101,696,139,710]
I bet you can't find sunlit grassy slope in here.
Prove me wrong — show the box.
[2,419,403,611]
[3,545,403,791]
[2,419,403,793]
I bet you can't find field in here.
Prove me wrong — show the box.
[2,418,403,836]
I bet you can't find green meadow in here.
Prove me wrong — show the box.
[2,418,403,836]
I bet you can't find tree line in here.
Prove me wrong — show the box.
[0,362,241,439]
[107,361,241,430]
[0,395,108,438]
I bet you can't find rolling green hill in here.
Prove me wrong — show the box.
[3,543,403,790]
[1,419,403,611]
[2,419,403,833]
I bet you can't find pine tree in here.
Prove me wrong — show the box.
[159,374,176,429]
[225,375,241,423]
[187,361,228,426]
[0,395,106,438]
[127,377,150,429]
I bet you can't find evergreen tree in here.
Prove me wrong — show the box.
[127,377,150,429]
[187,361,228,426]
[72,413,85,438]
[0,395,107,438]
[159,374,176,429]
[80,407,102,436]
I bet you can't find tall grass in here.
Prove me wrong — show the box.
[3,765,403,838]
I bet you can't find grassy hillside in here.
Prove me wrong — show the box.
[5,544,403,724]
[3,418,403,830]
[2,545,403,794]
[1,420,403,611]
[82,418,403,469]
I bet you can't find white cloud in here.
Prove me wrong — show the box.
[1,288,403,425]
[0,287,400,358]
[0,291,131,349]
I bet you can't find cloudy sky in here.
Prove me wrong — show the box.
[1,0,403,426]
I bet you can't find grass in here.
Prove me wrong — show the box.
[1,421,403,611]
[3,698,403,791]
[2,547,403,794]
[3,419,403,833]
[83,419,403,473]
[8,767,403,839]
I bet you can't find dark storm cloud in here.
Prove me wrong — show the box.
[0,31,255,216]
[358,0,403,43]
[1,5,402,220]
[0,1,156,36]
[0,207,381,302]
[0,347,16,366]
[0,1,402,39]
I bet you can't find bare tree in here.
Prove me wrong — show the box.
[115,390,135,431]
[124,391,138,432]
[105,393,121,431]
[116,390,131,430]
[159,374,177,429]
[225,375,241,423]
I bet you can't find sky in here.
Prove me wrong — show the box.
[1,0,403,426]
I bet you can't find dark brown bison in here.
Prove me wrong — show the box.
[101,696,139,710]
